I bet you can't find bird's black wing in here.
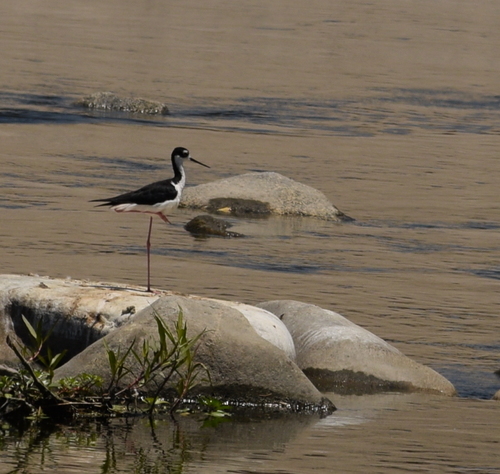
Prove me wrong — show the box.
[91,179,177,206]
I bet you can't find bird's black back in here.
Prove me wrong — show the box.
[91,179,177,207]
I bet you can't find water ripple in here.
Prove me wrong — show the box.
[1,88,500,136]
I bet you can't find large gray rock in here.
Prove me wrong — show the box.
[257,300,456,396]
[0,274,162,360]
[0,275,327,411]
[0,275,295,362]
[181,172,353,221]
[0,306,21,372]
[54,295,332,411]
[207,299,296,360]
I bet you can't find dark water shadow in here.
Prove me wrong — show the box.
[436,364,500,399]
[2,88,500,136]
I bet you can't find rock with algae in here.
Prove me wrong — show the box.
[76,92,169,115]
[184,214,244,238]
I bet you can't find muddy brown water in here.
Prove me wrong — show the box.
[1,1,500,472]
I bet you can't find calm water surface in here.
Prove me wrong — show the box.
[1,1,499,472]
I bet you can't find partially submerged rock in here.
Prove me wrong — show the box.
[54,295,332,412]
[0,274,456,405]
[257,300,457,396]
[0,275,322,411]
[181,172,353,221]
[184,215,244,238]
[76,92,169,115]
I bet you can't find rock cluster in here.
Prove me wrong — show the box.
[0,275,460,412]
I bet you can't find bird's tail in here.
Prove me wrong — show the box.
[89,199,113,207]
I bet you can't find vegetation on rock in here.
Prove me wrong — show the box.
[0,310,230,427]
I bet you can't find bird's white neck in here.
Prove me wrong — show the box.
[177,164,186,191]
[172,156,187,189]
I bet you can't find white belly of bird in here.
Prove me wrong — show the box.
[111,195,181,216]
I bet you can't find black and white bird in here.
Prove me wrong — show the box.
[91,146,210,292]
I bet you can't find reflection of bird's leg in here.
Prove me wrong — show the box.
[146,217,153,292]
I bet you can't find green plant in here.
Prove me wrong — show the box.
[4,335,73,420]
[103,338,135,396]
[145,311,208,415]
[198,395,231,418]
[56,373,103,399]
[20,315,67,383]
[103,310,209,416]
[1,308,219,425]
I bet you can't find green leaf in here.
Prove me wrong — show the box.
[107,347,117,373]
[50,351,66,370]
[22,315,38,340]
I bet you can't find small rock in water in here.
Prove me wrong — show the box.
[207,197,271,217]
[184,215,244,238]
[75,92,169,115]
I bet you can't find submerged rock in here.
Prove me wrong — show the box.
[184,215,244,238]
[257,300,457,396]
[181,172,353,221]
[76,92,169,115]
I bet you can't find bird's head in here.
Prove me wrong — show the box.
[172,147,210,168]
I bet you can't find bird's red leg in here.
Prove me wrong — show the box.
[157,213,171,224]
[146,217,153,292]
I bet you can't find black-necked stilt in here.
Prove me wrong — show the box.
[91,146,210,292]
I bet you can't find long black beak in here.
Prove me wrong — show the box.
[190,157,210,168]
